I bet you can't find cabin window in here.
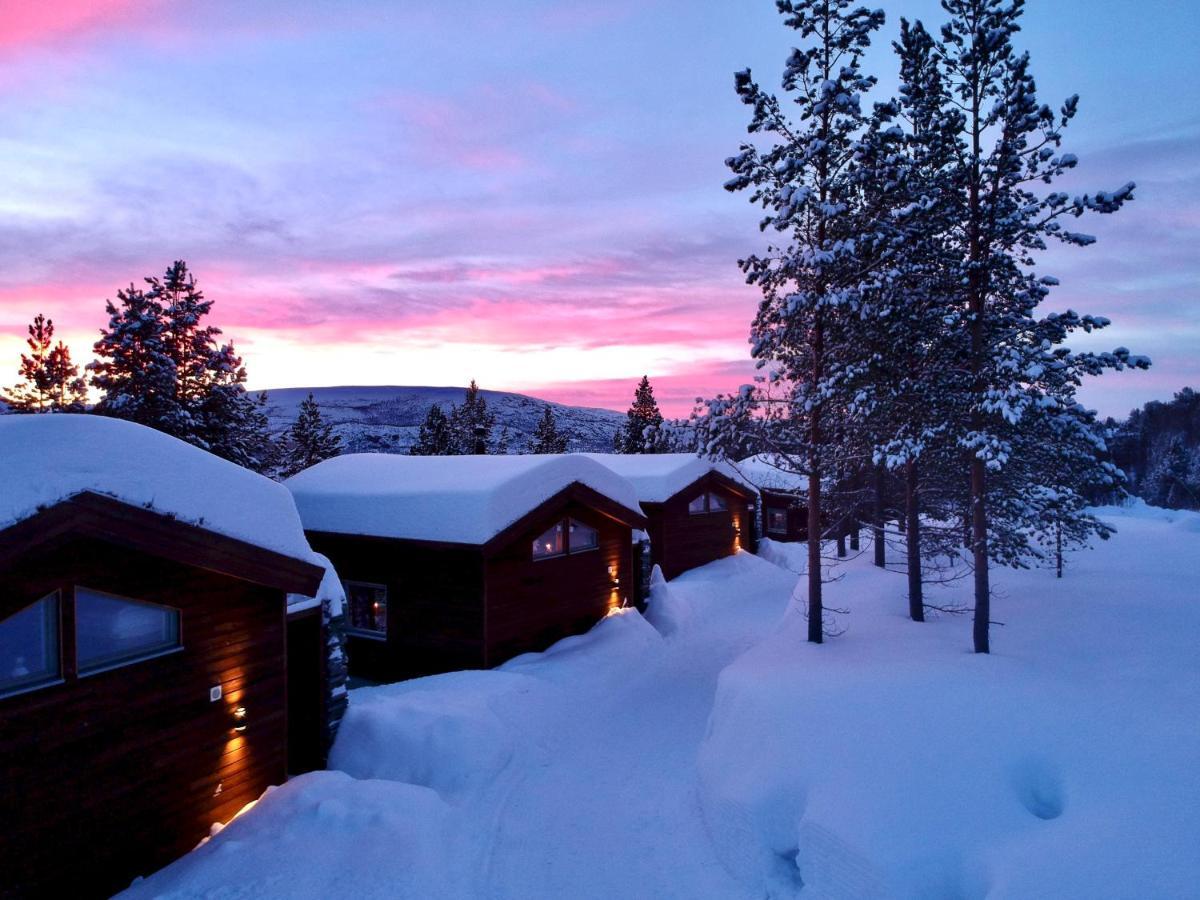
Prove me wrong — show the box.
[568,519,599,553]
[767,508,788,534]
[532,521,566,560]
[345,582,388,637]
[708,492,728,512]
[0,593,60,698]
[75,588,181,674]
[687,494,707,515]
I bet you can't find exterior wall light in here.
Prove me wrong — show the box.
[233,706,248,733]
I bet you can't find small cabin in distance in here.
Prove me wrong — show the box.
[286,454,647,682]
[735,454,809,543]
[0,415,327,899]
[580,454,758,582]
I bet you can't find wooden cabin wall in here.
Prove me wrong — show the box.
[760,489,809,543]
[484,500,631,666]
[304,533,486,680]
[0,537,287,900]
[649,479,748,580]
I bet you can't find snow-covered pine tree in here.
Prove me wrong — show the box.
[4,314,88,413]
[528,405,569,454]
[617,376,667,454]
[410,404,455,455]
[280,393,342,478]
[933,0,1149,652]
[718,0,886,643]
[449,380,497,454]
[496,424,511,455]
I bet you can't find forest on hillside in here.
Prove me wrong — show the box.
[1108,388,1200,510]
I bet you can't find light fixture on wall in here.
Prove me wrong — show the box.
[608,565,620,588]
[233,706,248,734]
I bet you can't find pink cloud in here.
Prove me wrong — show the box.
[0,0,158,52]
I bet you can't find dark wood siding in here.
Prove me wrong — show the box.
[0,537,288,900]
[286,608,324,774]
[761,488,808,542]
[483,500,632,665]
[304,532,486,680]
[645,476,751,580]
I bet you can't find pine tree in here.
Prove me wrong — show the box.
[528,406,569,454]
[449,380,496,454]
[718,0,886,643]
[4,314,87,412]
[90,261,276,472]
[496,424,511,455]
[410,404,455,455]
[280,393,342,478]
[617,376,667,454]
[932,0,1148,652]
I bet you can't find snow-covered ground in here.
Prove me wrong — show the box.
[122,503,1199,898]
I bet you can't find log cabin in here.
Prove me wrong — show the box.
[286,454,647,682]
[580,454,758,582]
[0,415,327,899]
[735,454,810,543]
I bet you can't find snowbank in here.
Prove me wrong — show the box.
[0,414,316,562]
[642,564,693,637]
[578,452,754,503]
[118,771,462,899]
[286,453,643,545]
[698,508,1200,898]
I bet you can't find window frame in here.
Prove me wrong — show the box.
[708,492,729,513]
[766,508,789,535]
[567,518,600,555]
[343,580,390,640]
[74,585,183,679]
[531,520,567,562]
[687,493,708,515]
[0,591,64,700]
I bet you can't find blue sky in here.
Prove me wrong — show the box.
[0,0,1195,415]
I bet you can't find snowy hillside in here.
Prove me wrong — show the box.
[121,503,1200,898]
[261,385,625,454]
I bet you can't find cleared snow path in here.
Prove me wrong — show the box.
[476,553,792,899]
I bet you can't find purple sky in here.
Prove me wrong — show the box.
[0,0,1196,416]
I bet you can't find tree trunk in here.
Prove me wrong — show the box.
[807,317,824,644]
[836,525,846,558]
[906,460,924,622]
[1056,521,1063,578]
[970,457,990,653]
[849,519,860,552]
[873,465,886,568]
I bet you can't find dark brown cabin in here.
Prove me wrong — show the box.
[0,491,323,899]
[760,487,809,542]
[288,455,647,683]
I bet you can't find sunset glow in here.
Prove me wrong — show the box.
[0,0,1196,415]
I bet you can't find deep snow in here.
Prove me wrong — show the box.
[121,504,1199,898]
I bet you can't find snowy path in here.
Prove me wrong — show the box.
[475,555,792,898]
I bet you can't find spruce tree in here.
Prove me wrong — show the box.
[410,404,455,455]
[280,393,342,477]
[4,314,87,413]
[719,0,886,642]
[932,0,1148,652]
[618,376,667,454]
[449,380,496,454]
[528,406,569,454]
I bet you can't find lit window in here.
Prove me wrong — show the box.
[767,509,788,534]
[345,582,388,637]
[532,521,566,560]
[708,492,728,512]
[76,588,180,674]
[569,519,599,553]
[0,593,60,697]
[687,494,707,515]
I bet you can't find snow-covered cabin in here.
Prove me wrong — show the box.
[286,454,647,680]
[0,415,327,897]
[579,454,758,581]
[734,454,810,542]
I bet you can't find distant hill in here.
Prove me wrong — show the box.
[261,385,625,454]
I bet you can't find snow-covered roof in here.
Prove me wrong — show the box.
[733,454,808,494]
[0,414,318,564]
[577,453,756,504]
[285,453,644,545]
[288,552,346,616]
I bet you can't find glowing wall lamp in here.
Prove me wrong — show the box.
[232,706,248,734]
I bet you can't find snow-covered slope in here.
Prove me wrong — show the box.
[120,504,1200,898]
[262,385,625,454]
[0,414,316,563]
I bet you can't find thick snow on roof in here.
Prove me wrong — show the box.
[0,414,317,563]
[285,453,644,545]
[578,453,755,504]
[288,552,345,616]
[733,454,808,494]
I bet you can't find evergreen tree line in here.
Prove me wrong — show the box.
[2,261,342,479]
[1107,388,1200,510]
[699,0,1150,652]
